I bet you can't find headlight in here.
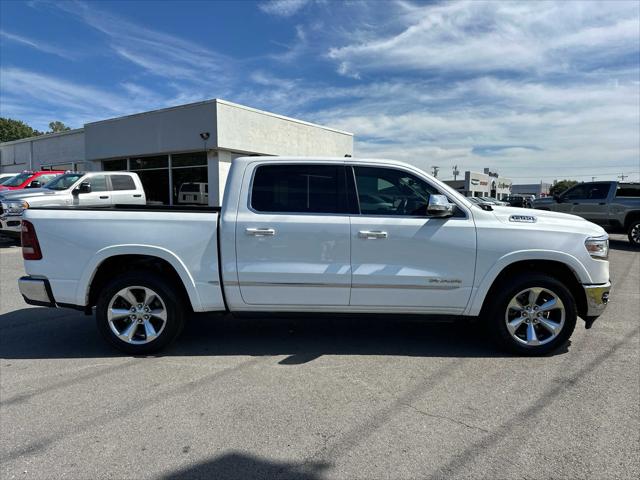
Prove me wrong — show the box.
[585,236,609,260]
[1,200,29,216]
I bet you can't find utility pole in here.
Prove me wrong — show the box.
[591,176,596,182]
[452,165,460,180]
[431,166,440,178]
[618,173,628,181]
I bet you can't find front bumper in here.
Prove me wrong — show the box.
[0,215,22,236]
[582,282,611,327]
[18,276,56,307]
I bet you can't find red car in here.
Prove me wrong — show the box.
[0,170,65,191]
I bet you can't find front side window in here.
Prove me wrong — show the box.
[36,174,59,185]
[251,164,347,214]
[88,175,108,192]
[564,183,609,200]
[353,166,438,216]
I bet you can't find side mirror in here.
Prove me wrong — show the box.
[553,193,561,202]
[73,182,91,195]
[427,194,455,218]
[27,180,41,189]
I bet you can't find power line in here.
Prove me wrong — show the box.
[508,171,639,179]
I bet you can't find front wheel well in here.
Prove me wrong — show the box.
[480,260,587,319]
[87,254,192,311]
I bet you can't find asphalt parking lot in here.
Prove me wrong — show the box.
[0,234,638,480]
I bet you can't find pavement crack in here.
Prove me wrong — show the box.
[402,402,489,433]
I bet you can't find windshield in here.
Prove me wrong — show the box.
[0,176,17,185]
[44,173,84,190]
[3,173,32,187]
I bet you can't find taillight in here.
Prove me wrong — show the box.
[21,220,42,260]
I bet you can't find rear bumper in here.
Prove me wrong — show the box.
[18,276,56,307]
[582,282,611,327]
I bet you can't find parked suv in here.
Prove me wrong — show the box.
[533,181,640,246]
[0,171,146,236]
[0,170,65,191]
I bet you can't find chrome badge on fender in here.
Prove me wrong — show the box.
[509,215,537,223]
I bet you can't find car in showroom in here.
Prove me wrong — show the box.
[17,157,610,357]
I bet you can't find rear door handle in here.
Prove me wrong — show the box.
[246,227,276,236]
[133,194,142,198]
[359,230,388,239]
[100,196,109,199]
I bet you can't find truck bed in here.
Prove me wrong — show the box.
[22,205,225,312]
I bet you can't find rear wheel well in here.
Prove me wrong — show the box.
[87,255,191,311]
[481,260,587,319]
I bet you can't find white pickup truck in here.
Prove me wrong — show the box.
[0,171,146,236]
[18,157,611,356]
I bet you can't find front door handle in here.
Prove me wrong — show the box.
[100,196,109,199]
[246,227,276,236]
[359,230,388,239]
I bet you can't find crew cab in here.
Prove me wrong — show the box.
[533,181,640,246]
[18,157,611,356]
[0,170,64,191]
[0,171,145,236]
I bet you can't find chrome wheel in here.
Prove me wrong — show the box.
[107,286,167,345]
[631,223,640,245]
[505,287,565,346]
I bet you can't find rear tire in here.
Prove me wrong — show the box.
[485,273,577,356]
[627,219,640,247]
[96,271,186,354]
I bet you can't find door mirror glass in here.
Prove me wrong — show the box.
[427,194,455,217]
[73,182,92,195]
[27,180,41,189]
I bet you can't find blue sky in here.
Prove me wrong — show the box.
[1,0,639,182]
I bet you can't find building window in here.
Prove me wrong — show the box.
[172,152,208,205]
[99,152,209,206]
[130,156,168,170]
[103,159,128,171]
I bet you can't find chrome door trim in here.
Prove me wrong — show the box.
[226,280,459,290]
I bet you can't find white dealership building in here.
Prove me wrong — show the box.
[445,168,512,200]
[0,99,354,206]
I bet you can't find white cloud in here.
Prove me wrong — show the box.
[0,30,75,60]
[327,0,640,77]
[53,1,231,86]
[259,0,311,17]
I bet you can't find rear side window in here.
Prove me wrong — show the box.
[251,164,348,214]
[110,175,136,191]
[616,184,640,197]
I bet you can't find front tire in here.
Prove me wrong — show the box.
[96,272,186,354]
[486,273,577,356]
[628,219,640,247]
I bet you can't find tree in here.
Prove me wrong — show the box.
[48,121,71,133]
[0,118,42,142]
[550,180,579,196]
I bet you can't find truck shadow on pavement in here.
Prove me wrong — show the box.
[161,452,329,480]
[0,307,568,360]
[609,238,637,252]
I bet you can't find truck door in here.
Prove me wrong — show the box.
[74,174,112,207]
[348,165,475,311]
[235,163,352,306]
